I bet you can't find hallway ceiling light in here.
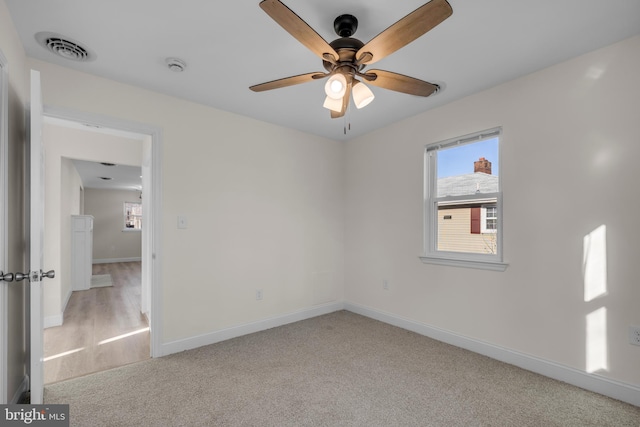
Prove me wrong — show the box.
[166,57,186,72]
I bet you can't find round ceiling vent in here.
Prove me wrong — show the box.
[35,32,96,62]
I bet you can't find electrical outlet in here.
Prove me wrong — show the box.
[256,289,263,301]
[382,279,389,291]
[629,326,640,346]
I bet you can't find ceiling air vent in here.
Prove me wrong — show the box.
[35,32,96,62]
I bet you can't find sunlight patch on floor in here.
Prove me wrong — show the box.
[43,347,85,362]
[98,327,150,345]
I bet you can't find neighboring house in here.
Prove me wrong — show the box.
[437,158,498,254]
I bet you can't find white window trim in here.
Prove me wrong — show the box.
[481,205,497,234]
[420,127,508,271]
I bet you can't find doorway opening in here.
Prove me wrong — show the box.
[39,111,161,384]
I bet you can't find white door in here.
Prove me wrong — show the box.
[29,69,51,404]
[0,51,9,405]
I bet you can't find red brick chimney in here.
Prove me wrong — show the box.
[474,157,492,174]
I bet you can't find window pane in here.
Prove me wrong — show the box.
[125,202,142,229]
[437,138,499,197]
[437,202,499,254]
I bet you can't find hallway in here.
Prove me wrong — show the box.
[43,262,149,384]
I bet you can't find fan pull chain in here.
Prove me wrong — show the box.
[344,103,352,135]
[343,118,352,134]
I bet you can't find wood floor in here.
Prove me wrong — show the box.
[43,262,149,384]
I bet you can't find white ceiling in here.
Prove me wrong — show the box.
[72,159,142,191]
[6,1,640,141]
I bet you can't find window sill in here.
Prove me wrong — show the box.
[419,255,508,271]
[122,228,141,232]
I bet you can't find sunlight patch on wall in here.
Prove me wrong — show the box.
[585,65,606,81]
[583,225,607,302]
[586,307,608,373]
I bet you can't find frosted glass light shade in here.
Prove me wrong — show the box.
[324,73,347,99]
[323,95,343,112]
[352,81,375,109]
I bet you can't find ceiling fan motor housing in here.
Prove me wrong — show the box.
[323,36,366,72]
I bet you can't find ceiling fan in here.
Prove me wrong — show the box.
[250,0,453,118]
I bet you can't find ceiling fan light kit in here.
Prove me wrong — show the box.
[250,0,453,119]
[323,96,343,112]
[352,80,375,109]
[325,73,347,99]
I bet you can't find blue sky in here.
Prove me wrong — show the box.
[437,138,499,178]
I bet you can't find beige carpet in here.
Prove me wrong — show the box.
[44,311,639,426]
[90,274,113,288]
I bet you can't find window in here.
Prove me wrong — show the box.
[421,127,507,271]
[482,205,497,233]
[124,201,142,231]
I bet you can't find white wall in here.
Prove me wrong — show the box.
[58,157,83,320]
[84,188,142,262]
[345,35,640,388]
[32,58,346,343]
[43,123,143,323]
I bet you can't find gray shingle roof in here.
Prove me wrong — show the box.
[437,173,498,197]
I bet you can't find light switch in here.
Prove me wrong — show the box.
[177,215,188,229]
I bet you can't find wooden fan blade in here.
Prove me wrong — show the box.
[330,76,353,119]
[260,0,339,62]
[356,0,452,65]
[365,69,439,96]
[250,72,326,92]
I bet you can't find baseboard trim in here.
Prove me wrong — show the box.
[62,288,71,314]
[10,375,28,404]
[44,289,71,329]
[93,257,141,264]
[344,302,640,407]
[161,302,345,357]
[44,313,63,329]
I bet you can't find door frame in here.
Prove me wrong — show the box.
[42,106,163,358]
[0,49,9,404]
